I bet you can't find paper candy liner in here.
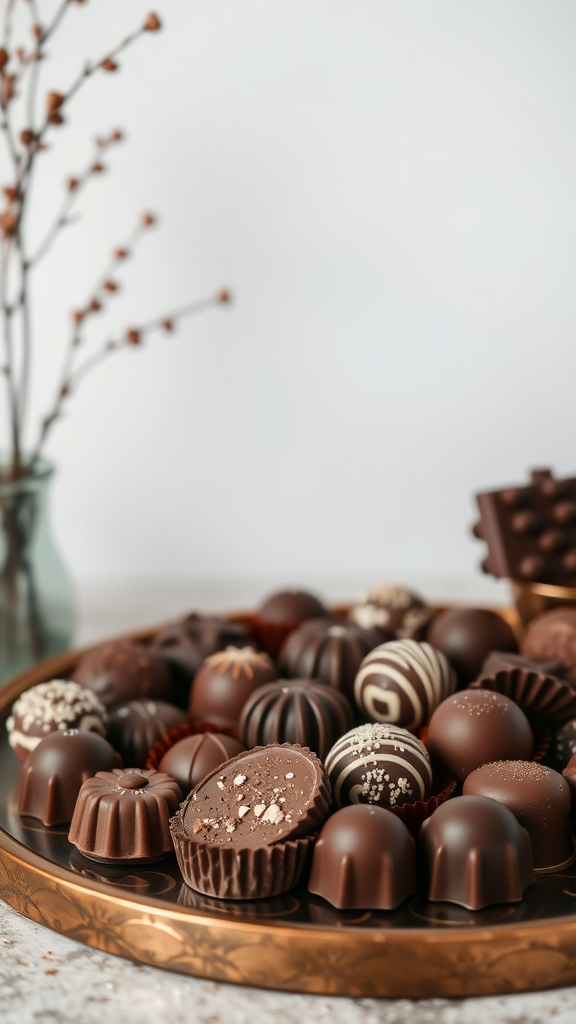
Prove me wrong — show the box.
[469,668,576,729]
[170,809,315,900]
[386,777,457,840]
[145,719,241,772]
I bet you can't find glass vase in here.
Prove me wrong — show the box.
[0,458,75,684]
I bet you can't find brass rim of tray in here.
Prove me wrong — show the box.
[2,615,576,998]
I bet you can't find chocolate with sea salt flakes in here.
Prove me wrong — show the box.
[324,722,433,810]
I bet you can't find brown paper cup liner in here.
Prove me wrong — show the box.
[146,720,241,772]
[470,669,576,729]
[387,778,457,840]
[170,809,315,899]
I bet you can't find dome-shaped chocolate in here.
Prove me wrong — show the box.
[73,641,173,711]
[19,730,120,826]
[426,608,517,685]
[349,585,433,641]
[158,732,244,795]
[521,608,576,686]
[258,589,328,624]
[353,639,456,732]
[189,647,278,730]
[7,679,108,762]
[325,723,432,810]
[107,699,190,767]
[278,620,382,701]
[308,804,417,910]
[69,768,182,864]
[239,679,353,761]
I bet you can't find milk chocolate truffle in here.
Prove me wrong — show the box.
[107,699,190,767]
[254,589,330,658]
[419,795,534,910]
[349,585,433,641]
[158,732,244,795]
[463,761,575,872]
[171,743,331,899]
[426,608,517,685]
[73,641,173,711]
[19,730,120,826]
[426,690,534,784]
[353,640,456,733]
[278,620,382,702]
[7,680,108,761]
[69,768,182,864]
[521,608,576,686]
[325,723,432,810]
[151,613,251,705]
[239,679,354,761]
[308,804,417,910]
[189,647,278,730]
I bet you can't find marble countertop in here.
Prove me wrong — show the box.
[2,579,576,1023]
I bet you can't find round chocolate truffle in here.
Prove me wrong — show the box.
[278,620,382,702]
[521,608,576,686]
[255,589,330,658]
[555,718,576,768]
[19,730,120,826]
[353,639,456,733]
[463,761,575,872]
[324,723,433,810]
[189,647,278,730]
[349,584,433,641]
[73,641,173,711]
[69,768,182,864]
[419,795,534,910]
[239,679,354,762]
[6,680,108,761]
[308,804,417,910]
[107,699,190,767]
[426,690,534,784]
[158,732,244,795]
[426,608,517,684]
[151,613,251,705]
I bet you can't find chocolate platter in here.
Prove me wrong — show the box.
[3,610,576,998]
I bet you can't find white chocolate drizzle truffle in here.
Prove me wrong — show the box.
[324,722,432,809]
[353,639,456,732]
[6,679,107,760]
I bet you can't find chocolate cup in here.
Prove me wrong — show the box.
[469,668,576,729]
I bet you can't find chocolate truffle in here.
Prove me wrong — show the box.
[278,620,382,702]
[426,690,534,784]
[419,795,534,910]
[353,639,456,733]
[239,679,353,762]
[254,589,330,658]
[7,680,108,761]
[562,755,576,813]
[463,761,575,872]
[151,613,250,705]
[189,647,278,730]
[426,608,517,685]
[521,608,576,686]
[555,718,576,768]
[325,723,432,810]
[73,641,173,711]
[19,730,120,826]
[349,585,433,641]
[107,699,190,767]
[158,732,244,795]
[308,804,417,910]
[170,743,331,899]
[69,768,182,864]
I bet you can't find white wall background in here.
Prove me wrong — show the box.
[3,0,576,606]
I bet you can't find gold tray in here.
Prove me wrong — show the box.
[3,613,576,998]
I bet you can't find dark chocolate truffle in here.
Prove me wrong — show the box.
[255,589,330,658]
[73,641,173,711]
[324,723,432,810]
[170,743,331,899]
[19,730,120,826]
[426,690,534,784]
[239,679,354,762]
[158,732,244,795]
[69,768,182,864]
[419,795,534,910]
[426,608,517,684]
[189,647,278,730]
[107,699,190,767]
[7,680,108,761]
[308,804,417,910]
[353,640,456,732]
[278,620,382,701]
[349,585,433,641]
[521,608,576,686]
[151,613,251,705]
[463,761,575,872]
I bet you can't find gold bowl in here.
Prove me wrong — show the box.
[511,580,576,631]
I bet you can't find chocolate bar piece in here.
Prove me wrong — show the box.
[473,468,576,585]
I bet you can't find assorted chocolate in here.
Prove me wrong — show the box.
[325,723,433,810]
[107,699,190,768]
[188,646,277,730]
[278,619,382,701]
[353,639,456,732]
[521,607,576,686]
[158,732,244,795]
[239,678,354,761]
[349,585,433,641]
[426,607,517,685]
[151,612,251,706]
[73,640,173,710]
[7,679,108,761]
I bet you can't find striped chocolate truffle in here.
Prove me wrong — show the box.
[353,639,456,733]
[325,723,433,810]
